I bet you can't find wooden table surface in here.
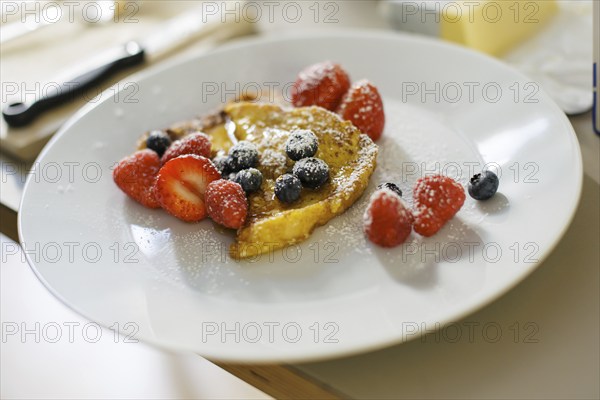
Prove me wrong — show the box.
[1,2,598,398]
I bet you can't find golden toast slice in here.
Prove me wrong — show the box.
[209,102,377,259]
[138,101,378,259]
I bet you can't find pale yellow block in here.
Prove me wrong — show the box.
[441,0,558,56]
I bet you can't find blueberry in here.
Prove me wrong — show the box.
[292,157,329,189]
[377,182,402,197]
[228,141,259,172]
[275,174,302,203]
[285,129,318,161]
[468,170,499,200]
[213,155,233,176]
[233,168,263,193]
[146,130,171,157]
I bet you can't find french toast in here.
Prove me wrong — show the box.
[138,101,378,259]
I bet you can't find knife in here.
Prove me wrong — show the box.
[2,8,254,127]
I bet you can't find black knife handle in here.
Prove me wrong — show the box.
[3,41,145,128]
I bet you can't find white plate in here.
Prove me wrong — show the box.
[19,31,582,362]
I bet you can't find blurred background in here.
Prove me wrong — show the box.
[1,1,596,398]
[0,1,594,160]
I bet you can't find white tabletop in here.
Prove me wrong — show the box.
[0,233,271,399]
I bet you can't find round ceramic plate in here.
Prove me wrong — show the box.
[19,32,582,362]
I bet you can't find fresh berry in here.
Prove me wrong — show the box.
[363,188,413,248]
[146,130,172,157]
[286,129,318,161]
[337,80,385,141]
[233,168,263,193]
[291,61,351,111]
[228,141,259,172]
[212,154,233,176]
[154,155,221,222]
[205,180,248,229]
[292,157,329,189]
[275,174,302,203]
[413,175,465,237]
[113,150,161,208]
[377,182,402,198]
[468,170,499,201]
[161,132,211,164]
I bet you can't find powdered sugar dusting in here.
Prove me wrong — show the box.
[259,148,288,178]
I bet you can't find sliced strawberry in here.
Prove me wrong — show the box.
[413,175,465,237]
[291,61,351,111]
[337,79,385,141]
[363,188,413,248]
[161,132,211,164]
[154,155,221,222]
[205,180,248,229]
[113,149,161,208]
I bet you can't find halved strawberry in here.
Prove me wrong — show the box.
[291,61,351,111]
[337,80,385,141]
[113,149,161,208]
[154,155,221,222]
[161,132,211,164]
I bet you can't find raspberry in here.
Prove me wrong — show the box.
[291,61,351,111]
[161,132,211,164]
[363,188,413,248]
[413,175,465,237]
[205,180,248,229]
[337,80,385,141]
[113,149,161,208]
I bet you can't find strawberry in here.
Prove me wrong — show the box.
[161,132,211,164]
[337,80,385,141]
[154,155,221,222]
[291,61,351,111]
[113,149,161,208]
[205,180,248,229]
[363,188,413,248]
[413,175,465,237]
